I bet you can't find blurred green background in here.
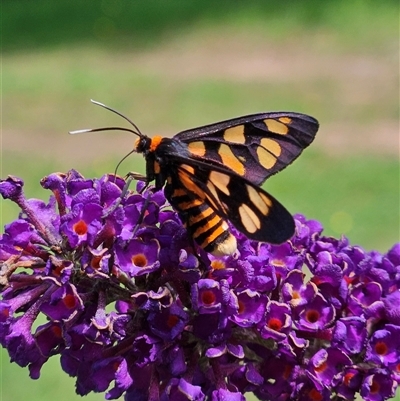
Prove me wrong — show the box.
[1,1,399,400]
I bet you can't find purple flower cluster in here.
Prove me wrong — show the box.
[0,170,399,401]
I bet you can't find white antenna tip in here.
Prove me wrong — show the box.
[69,129,92,135]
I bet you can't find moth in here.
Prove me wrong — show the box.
[71,101,319,256]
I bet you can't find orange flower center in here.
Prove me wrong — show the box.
[306,309,319,323]
[91,256,102,270]
[201,290,216,305]
[51,325,62,338]
[73,220,88,235]
[211,260,226,270]
[344,371,355,386]
[314,361,327,373]
[374,341,388,355]
[308,388,323,401]
[268,317,283,331]
[132,254,147,267]
[63,294,77,309]
[370,378,380,394]
[167,314,179,328]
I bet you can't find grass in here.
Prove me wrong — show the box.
[1,1,399,400]
[2,0,398,53]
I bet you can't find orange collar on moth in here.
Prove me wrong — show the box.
[150,136,163,152]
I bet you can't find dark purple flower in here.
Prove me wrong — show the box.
[332,316,367,355]
[231,289,267,327]
[296,293,336,331]
[365,324,400,368]
[282,269,318,308]
[161,378,205,401]
[192,279,223,314]
[115,238,160,276]
[260,300,292,341]
[360,370,397,401]
[1,171,399,401]
[211,388,245,401]
[61,202,104,248]
[307,348,352,388]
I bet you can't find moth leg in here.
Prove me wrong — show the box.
[131,189,154,237]
[102,171,147,218]
[178,210,203,260]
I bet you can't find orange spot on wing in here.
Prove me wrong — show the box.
[264,118,289,135]
[187,141,206,157]
[219,144,245,176]
[278,116,292,124]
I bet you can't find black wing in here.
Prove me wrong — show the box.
[174,112,318,185]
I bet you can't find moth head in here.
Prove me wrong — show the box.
[134,136,151,154]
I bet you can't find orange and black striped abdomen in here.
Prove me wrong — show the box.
[164,176,237,256]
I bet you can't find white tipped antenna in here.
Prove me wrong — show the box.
[68,100,145,138]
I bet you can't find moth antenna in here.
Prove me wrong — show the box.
[69,100,144,138]
[90,99,144,138]
[69,126,141,136]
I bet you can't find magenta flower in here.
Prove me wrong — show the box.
[0,171,399,401]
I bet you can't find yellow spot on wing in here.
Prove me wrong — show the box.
[209,171,230,196]
[260,138,282,157]
[259,191,273,208]
[278,116,292,124]
[223,125,246,144]
[246,185,270,215]
[264,119,289,135]
[238,204,261,233]
[219,143,245,176]
[187,141,206,157]
[181,164,195,175]
[256,146,277,169]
